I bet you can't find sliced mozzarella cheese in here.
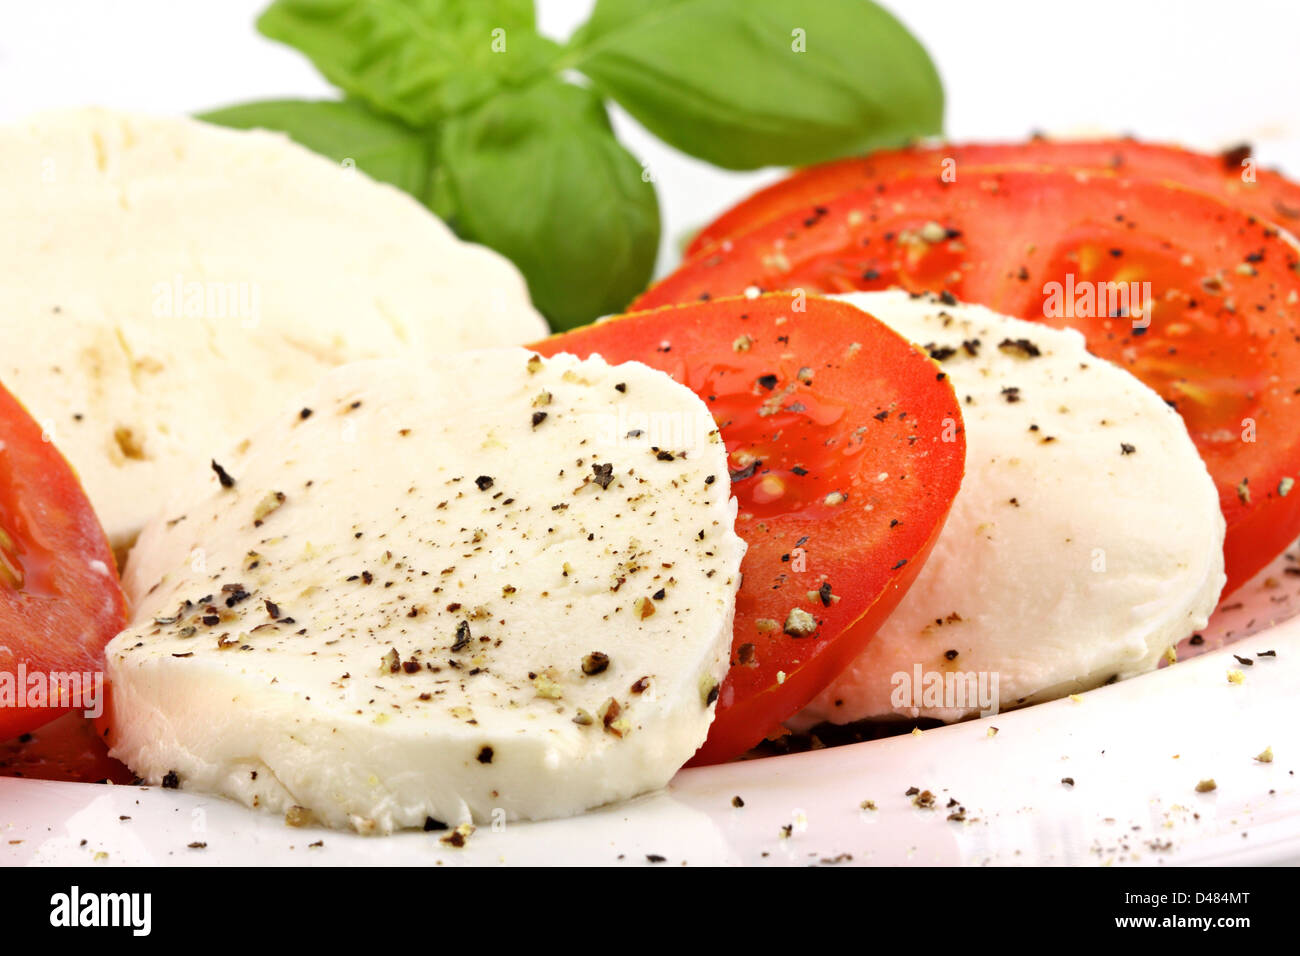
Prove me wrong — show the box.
[798,291,1225,726]
[0,109,546,554]
[105,349,745,832]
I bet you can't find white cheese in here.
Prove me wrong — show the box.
[105,349,745,832]
[0,109,546,555]
[798,291,1225,725]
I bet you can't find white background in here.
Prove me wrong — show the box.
[2,0,1297,275]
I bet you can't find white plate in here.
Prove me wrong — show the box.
[4,545,1298,867]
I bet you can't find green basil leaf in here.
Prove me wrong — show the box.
[432,79,659,330]
[569,0,944,170]
[257,0,560,126]
[198,98,432,198]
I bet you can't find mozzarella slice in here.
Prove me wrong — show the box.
[798,291,1225,726]
[104,349,745,832]
[0,109,546,554]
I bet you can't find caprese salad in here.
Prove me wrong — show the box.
[2,111,1296,835]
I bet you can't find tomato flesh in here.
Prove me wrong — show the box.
[0,711,132,784]
[638,170,1300,594]
[533,295,965,763]
[687,138,1300,256]
[0,380,128,738]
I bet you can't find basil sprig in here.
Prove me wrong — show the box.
[204,0,943,329]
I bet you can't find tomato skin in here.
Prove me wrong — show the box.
[687,138,1300,256]
[637,170,1300,595]
[0,380,128,738]
[690,525,940,766]
[533,295,965,763]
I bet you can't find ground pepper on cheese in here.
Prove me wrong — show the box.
[104,349,746,833]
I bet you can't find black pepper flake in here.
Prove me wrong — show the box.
[944,649,958,661]
[592,462,615,489]
[265,599,281,619]
[646,854,667,863]
[998,338,1041,358]
[1001,386,1021,403]
[652,588,666,600]
[792,466,808,476]
[891,559,907,570]
[452,620,472,652]
[582,652,610,676]
[477,746,494,764]
[615,382,627,393]
[1234,654,1255,667]
[423,816,448,832]
[1061,777,1075,787]
[161,770,180,789]
[938,290,958,307]
[475,475,494,491]
[757,373,778,390]
[532,411,548,428]
[1221,142,1252,172]
[818,582,832,607]
[299,408,313,420]
[210,460,235,488]
[656,450,675,462]
[1120,442,1136,455]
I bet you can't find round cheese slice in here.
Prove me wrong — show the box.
[0,108,546,555]
[104,348,745,832]
[798,291,1225,726]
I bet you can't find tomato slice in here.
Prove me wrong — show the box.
[0,711,132,784]
[0,379,127,738]
[636,170,1300,595]
[687,138,1300,256]
[532,295,965,763]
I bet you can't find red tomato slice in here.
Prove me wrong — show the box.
[0,379,127,738]
[636,170,1300,595]
[532,295,965,763]
[0,711,132,784]
[687,138,1300,256]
